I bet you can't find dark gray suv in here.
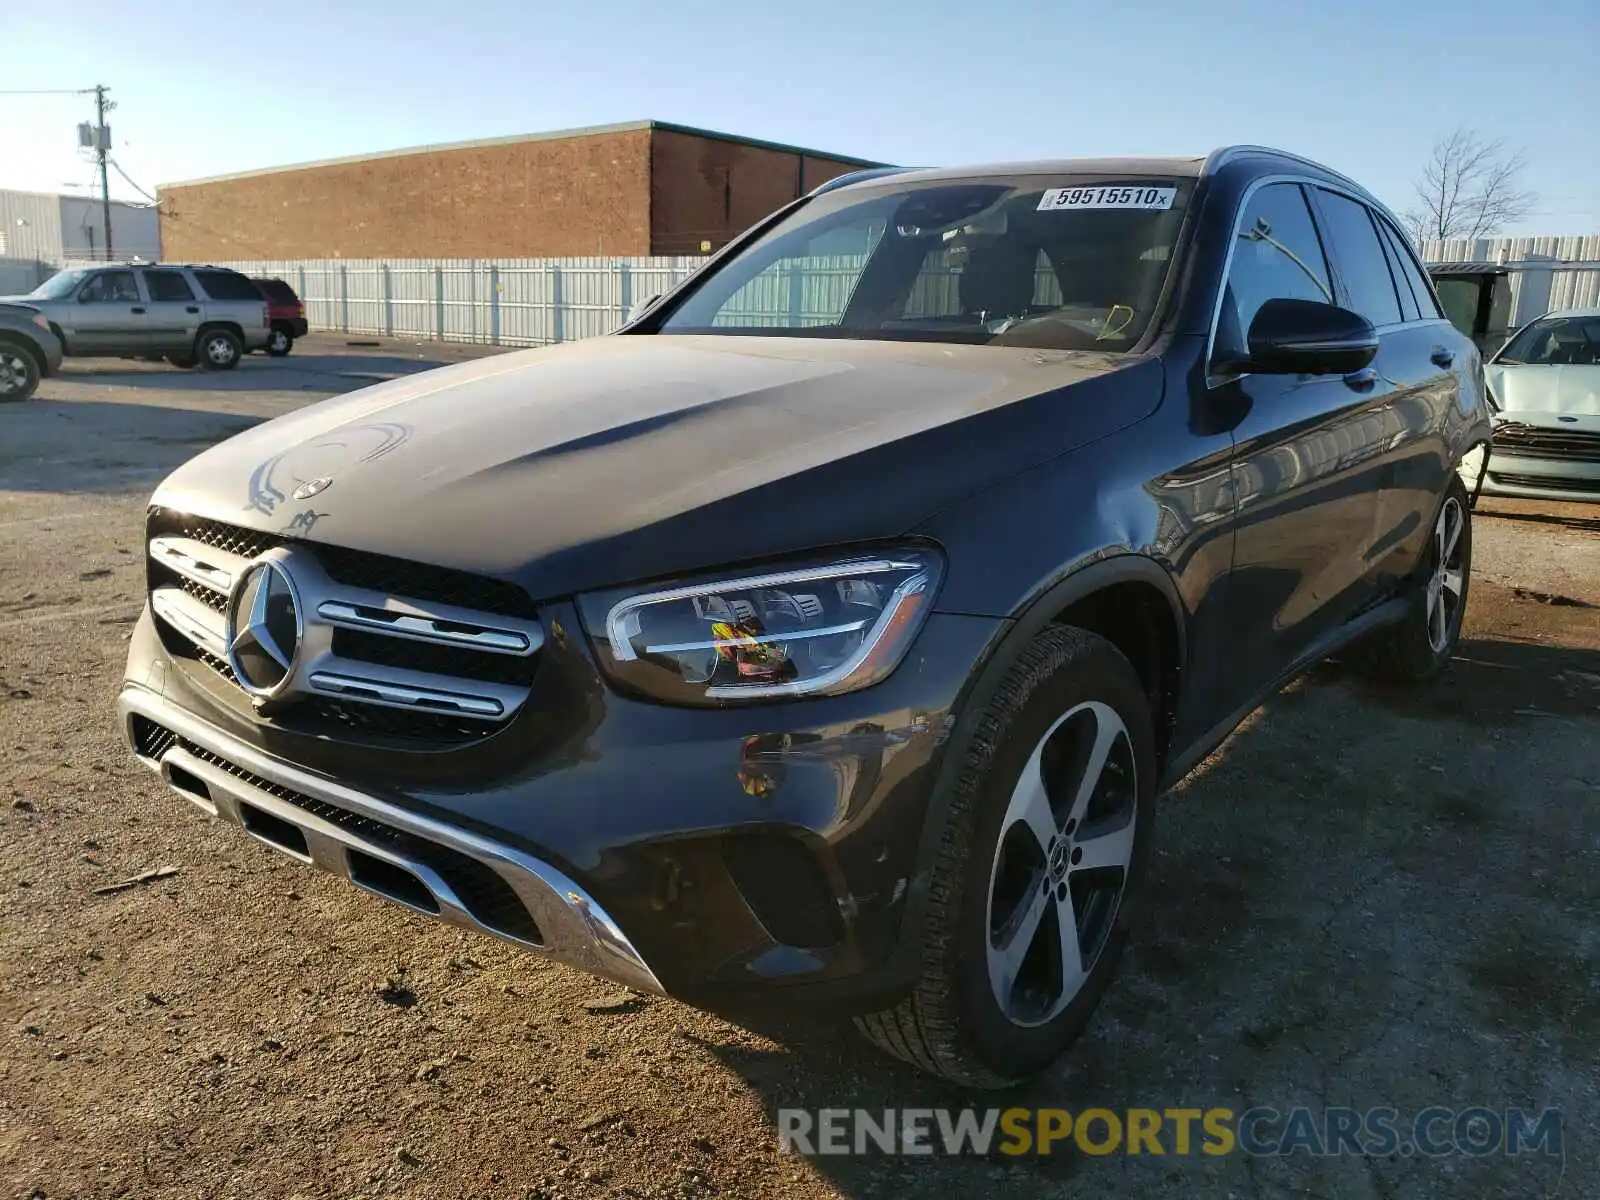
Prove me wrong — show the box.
[119,146,1490,1085]
[6,264,270,369]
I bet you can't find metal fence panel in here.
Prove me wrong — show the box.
[1421,236,1600,327]
[15,243,1599,350]
[213,255,706,348]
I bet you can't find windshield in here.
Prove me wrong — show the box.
[27,269,91,300]
[1496,314,1600,365]
[656,176,1193,351]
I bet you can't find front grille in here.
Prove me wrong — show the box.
[315,543,536,620]
[146,508,544,751]
[183,517,277,560]
[1492,422,1600,462]
[1489,471,1600,494]
[149,724,542,944]
[130,713,177,761]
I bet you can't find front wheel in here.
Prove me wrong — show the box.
[0,341,41,402]
[1348,475,1471,682]
[855,626,1155,1086]
[197,329,242,371]
[266,328,293,357]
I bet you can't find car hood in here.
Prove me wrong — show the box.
[153,335,1160,599]
[1487,362,1600,416]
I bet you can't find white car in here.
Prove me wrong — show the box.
[1478,307,1600,502]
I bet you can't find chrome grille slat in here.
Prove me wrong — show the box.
[146,512,542,742]
[316,599,539,655]
[307,671,507,717]
[151,586,227,657]
[149,535,247,595]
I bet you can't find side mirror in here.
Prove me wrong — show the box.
[1226,298,1378,376]
[77,289,94,304]
[625,294,662,325]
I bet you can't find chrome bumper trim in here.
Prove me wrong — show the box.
[117,685,663,995]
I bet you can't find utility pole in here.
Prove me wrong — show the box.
[93,84,114,260]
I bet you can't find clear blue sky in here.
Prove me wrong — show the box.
[4,0,1597,235]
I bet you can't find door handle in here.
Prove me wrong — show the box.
[185,306,200,314]
[1343,367,1378,390]
[1430,347,1454,368]
[130,306,146,314]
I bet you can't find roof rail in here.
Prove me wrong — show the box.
[808,166,916,196]
[1205,144,1368,194]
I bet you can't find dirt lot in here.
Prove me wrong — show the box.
[3,339,1597,1199]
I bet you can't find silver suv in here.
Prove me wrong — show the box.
[5,264,270,370]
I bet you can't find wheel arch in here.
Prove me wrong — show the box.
[0,331,45,372]
[867,553,1187,1023]
[196,320,245,343]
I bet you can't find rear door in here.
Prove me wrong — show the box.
[67,269,146,354]
[1209,180,1398,707]
[138,268,203,353]
[1311,189,1462,594]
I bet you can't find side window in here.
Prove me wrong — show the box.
[1217,183,1333,355]
[193,269,265,302]
[143,270,195,302]
[78,270,139,303]
[1377,220,1444,319]
[1377,233,1420,322]
[1314,190,1402,327]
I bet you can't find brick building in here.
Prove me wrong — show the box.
[156,121,885,262]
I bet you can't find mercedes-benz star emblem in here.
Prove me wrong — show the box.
[294,477,333,500]
[226,558,303,698]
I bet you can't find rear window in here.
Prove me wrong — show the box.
[254,278,300,304]
[193,269,264,302]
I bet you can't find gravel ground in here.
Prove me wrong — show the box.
[2,340,1597,1199]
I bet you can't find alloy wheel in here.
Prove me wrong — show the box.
[206,335,236,365]
[0,350,29,396]
[985,699,1138,1028]
[1426,497,1466,653]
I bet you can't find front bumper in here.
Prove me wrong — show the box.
[120,684,663,994]
[121,603,1003,1012]
[1481,451,1600,503]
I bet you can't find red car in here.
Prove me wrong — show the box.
[252,277,308,357]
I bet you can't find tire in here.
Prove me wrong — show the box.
[0,339,42,402]
[196,328,243,371]
[164,353,198,369]
[266,328,293,357]
[1347,475,1471,683]
[855,625,1156,1086]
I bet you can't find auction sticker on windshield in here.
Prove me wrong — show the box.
[1038,185,1177,211]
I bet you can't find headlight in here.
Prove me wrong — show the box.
[577,547,943,704]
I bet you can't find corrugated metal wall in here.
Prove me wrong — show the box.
[0,192,65,263]
[1421,235,1600,326]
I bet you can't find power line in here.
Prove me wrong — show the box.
[109,158,161,207]
[0,87,96,96]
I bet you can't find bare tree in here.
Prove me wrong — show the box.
[1405,128,1537,243]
